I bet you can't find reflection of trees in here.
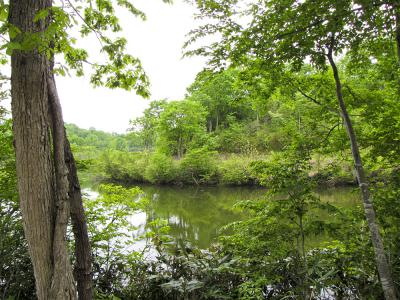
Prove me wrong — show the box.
[141,185,264,248]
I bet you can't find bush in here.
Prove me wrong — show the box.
[144,152,176,184]
[98,150,149,183]
[310,155,355,186]
[0,200,36,299]
[215,123,248,153]
[218,155,256,185]
[99,238,242,300]
[179,148,219,184]
[373,172,400,290]
[0,119,35,299]
[84,184,149,296]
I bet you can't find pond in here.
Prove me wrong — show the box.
[84,184,361,249]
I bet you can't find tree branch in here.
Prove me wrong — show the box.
[65,0,104,47]
[285,77,340,116]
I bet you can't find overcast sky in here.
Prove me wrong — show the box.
[56,0,206,133]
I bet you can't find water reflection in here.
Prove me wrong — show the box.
[140,185,266,249]
[84,184,360,250]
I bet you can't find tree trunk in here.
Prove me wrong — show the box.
[394,3,400,65]
[47,63,77,300]
[65,134,93,300]
[9,1,80,298]
[327,52,397,300]
[178,135,183,159]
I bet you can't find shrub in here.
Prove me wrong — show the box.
[179,148,218,184]
[310,155,355,186]
[98,150,149,183]
[215,123,248,153]
[218,155,256,185]
[0,119,35,299]
[144,152,176,184]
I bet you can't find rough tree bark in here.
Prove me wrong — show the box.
[47,62,77,300]
[10,1,92,299]
[10,1,54,295]
[327,47,398,300]
[65,135,93,300]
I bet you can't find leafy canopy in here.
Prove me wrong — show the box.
[0,0,173,97]
[186,0,400,70]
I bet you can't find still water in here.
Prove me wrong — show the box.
[85,184,361,249]
[141,185,266,249]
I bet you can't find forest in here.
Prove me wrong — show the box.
[0,0,400,300]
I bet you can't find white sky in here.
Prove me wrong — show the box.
[57,0,206,133]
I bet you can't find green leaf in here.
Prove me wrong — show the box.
[33,8,49,22]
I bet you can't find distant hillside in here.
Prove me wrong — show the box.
[65,123,143,155]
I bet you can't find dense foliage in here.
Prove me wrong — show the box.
[91,58,400,188]
[0,110,35,299]
[59,49,400,299]
[1,0,400,299]
[2,117,400,299]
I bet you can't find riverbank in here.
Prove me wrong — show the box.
[91,150,360,187]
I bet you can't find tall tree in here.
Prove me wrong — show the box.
[187,0,398,298]
[10,2,76,297]
[130,99,167,150]
[187,68,249,132]
[157,100,207,158]
[2,0,171,298]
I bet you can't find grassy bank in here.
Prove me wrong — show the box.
[91,149,357,187]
